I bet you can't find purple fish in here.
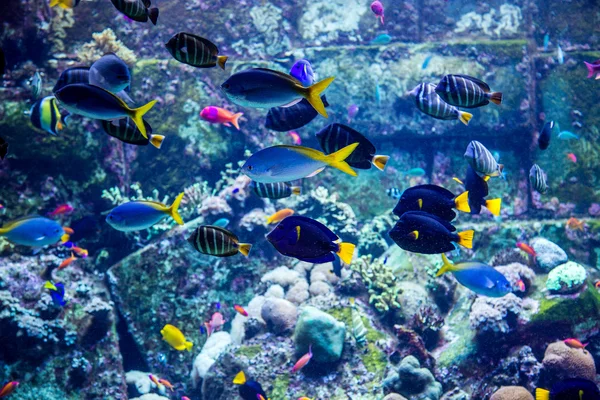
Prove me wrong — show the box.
[289,60,315,87]
[584,60,600,79]
[370,1,384,24]
[347,104,359,122]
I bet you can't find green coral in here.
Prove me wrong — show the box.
[234,345,262,359]
[350,255,402,313]
[271,373,290,400]
[546,261,587,293]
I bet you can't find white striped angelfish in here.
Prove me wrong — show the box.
[250,181,301,199]
[187,226,252,257]
[435,74,502,109]
[464,140,504,178]
[529,164,548,194]
[350,298,367,347]
[165,32,228,69]
[409,83,472,126]
[29,96,68,135]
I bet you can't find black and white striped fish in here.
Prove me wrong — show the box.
[464,140,504,178]
[30,71,42,100]
[386,187,401,200]
[53,67,90,93]
[250,181,301,199]
[265,96,329,132]
[101,118,164,149]
[110,0,159,25]
[350,298,367,347]
[165,32,228,69]
[187,226,252,257]
[529,164,548,194]
[409,83,472,125]
[435,74,502,109]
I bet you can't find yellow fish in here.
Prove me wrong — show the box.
[266,208,295,224]
[160,324,193,351]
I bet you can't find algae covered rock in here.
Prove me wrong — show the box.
[490,386,533,400]
[542,340,596,382]
[383,394,408,400]
[546,261,587,294]
[260,298,298,335]
[383,355,443,400]
[531,238,568,271]
[293,306,346,363]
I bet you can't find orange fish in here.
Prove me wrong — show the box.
[291,345,312,373]
[148,374,162,389]
[515,279,526,292]
[0,381,19,397]
[200,106,243,130]
[72,246,89,258]
[289,131,301,145]
[567,153,577,163]
[158,378,174,392]
[49,204,73,217]
[58,252,76,270]
[63,227,74,235]
[298,398,313,400]
[266,209,295,225]
[234,304,248,317]
[595,281,600,289]
[516,242,536,258]
[564,338,587,349]
[566,217,585,231]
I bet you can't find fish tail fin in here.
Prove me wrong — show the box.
[585,61,595,78]
[454,191,471,213]
[49,0,60,6]
[485,198,502,217]
[237,243,252,257]
[458,110,473,125]
[148,7,159,25]
[336,242,355,265]
[230,112,243,130]
[457,230,474,249]
[372,155,390,171]
[305,76,335,118]
[149,134,165,149]
[437,253,457,277]
[291,186,302,195]
[217,55,228,70]
[185,340,193,351]
[489,92,503,105]
[233,371,247,385]
[535,388,550,400]
[265,215,273,224]
[129,100,157,139]
[57,1,70,8]
[324,142,359,177]
[168,192,185,225]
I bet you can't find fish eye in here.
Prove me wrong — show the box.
[222,83,230,89]
[247,165,253,171]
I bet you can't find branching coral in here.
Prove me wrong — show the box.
[78,28,137,66]
[49,8,75,53]
[240,3,291,57]
[351,255,401,313]
[299,0,367,43]
[454,4,523,38]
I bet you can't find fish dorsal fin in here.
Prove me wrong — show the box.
[305,167,325,178]
[1,215,42,230]
[453,74,491,92]
[233,371,246,385]
[287,215,338,242]
[274,145,326,162]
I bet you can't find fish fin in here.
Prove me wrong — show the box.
[436,253,458,277]
[409,230,419,240]
[291,186,302,195]
[454,191,471,213]
[458,111,473,125]
[585,61,595,78]
[485,198,502,216]
[323,142,359,177]
[453,177,464,185]
[49,0,60,6]
[336,242,355,265]
[535,388,550,400]
[217,55,228,70]
[237,243,252,257]
[233,371,246,385]
[129,100,157,139]
[148,7,159,25]
[44,281,57,290]
[483,175,491,182]
[57,121,64,130]
[149,134,165,149]
[168,192,185,225]
[372,155,389,171]
[281,98,302,108]
[596,73,600,80]
[304,76,335,118]
[457,230,474,249]
[185,340,193,351]
[489,92,503,105]
[266,215,273,224]
[224,123,231,127]
[306,167,325,177]
[57,1,70,8]
[230,112,243,130]
[61,233,70,243]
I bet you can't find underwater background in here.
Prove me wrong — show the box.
[2,0,600,399]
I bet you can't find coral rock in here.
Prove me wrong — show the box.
[383,394,408,400]
[260,298,298,335]
[383,355,443,400]
[294,306,346,363]
[191,332,232,387]
[542,341,596,382]
[530,238,568,271]
[490,386,533,400]
[545,261,587,294]
[469,293,523,334]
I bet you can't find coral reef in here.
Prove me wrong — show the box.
[382,356,443,400]
[531,237,568,271]
[546,261,587,294]
[490,386,533,400]
[293,306,346,364]
[350,255,401,313]
[541,340,596,382]
[78,28,137,65]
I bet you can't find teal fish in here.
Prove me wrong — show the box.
[213,218,230,228]
[350,298,367,347]
[543,33,550,52]
[30,71,42,100]
[422,55,433,70]
[404,167,426,177]
[437,254,511,297]
[106,192,184,232]
[370,34,391,45]
[0,216,66,247]
[558,131,579,140]
[375,84,381,105]
[557,44,564,65]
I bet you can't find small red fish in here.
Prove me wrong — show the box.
[58,252,76,270]
[516,242,536,258]
[234,304,248,317]
[158,378,174,392]
[200,106,243,130]
[0,381,19,397]
[72,246,89,258]
[291,345,312,373]
[567,153,577,163]
[515,279,526,292]
[63,227,74,235]
[289,131,301,145]
[370,0,384,24]
[49,204,74,217]
[566,217,585,231]
[564,338,587,349]
[148,374,162,388]
[595,281,600,289]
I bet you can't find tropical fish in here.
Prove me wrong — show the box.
[187,226,252,257]
[315,123,389,171]
[289,59,315,87]
[158,378,174,392]
[182,397,191,400]
[49,0,80,8]
[455,165,502,216]
[536,378,600,400]
[160,324,193,351]
[464,141,504,178]
[213,218,230,228]
[437,254,512,297]
[370,34,391,45]
[110,0,159,24]
[596,281,600,290]
[409,83,472,125]
[375,83,381,105]
[200,106,243,130]
[165,32,228,69]
[557,44,564,65]
[53,67,90,93]
[221,68,334,118]
[289,131,301,145]
[29,96,68,136]
[387,188,401,200]
[529,164,548,194]
[72,246,88,258]
[435,74,502,108]
[241,143,359,183]
[567,153,577,163]
[0,216,66,247]
[233,371,268,400]
[44,281,67,306]
[349,298,367,347]
[204,312,226,337]
[404,168,426,177]
[89,53,131,94]
[148,374,162,389]
[266,209,295,224]
[49,204,73,217]
[265,96,329,132]
[0,136,7,160]
[266,215,355,264]
[58,252,76,270]
[584,60,600,79]
[515,279,526,292]
[106,192,184,232]
[422,55,433,69]
[566,217,585,231]
[538,121,555,150]
[30,71,42,100]
[558,130,579,140]
[563,338,588,349]
[54,83,157,138]
[391,184,471,221]
[347,104,359,121]
[370,0,384,24]
[516,242,536,258]
[250,181,301,199]
[234,304,248,317]
[0,381,19,397]
[389,211,474,254]
[543,33,550,52]
[101,118,164,149]
[291,345,313,373]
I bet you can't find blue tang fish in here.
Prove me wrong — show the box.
[0,216,66,247]
[89,53,131,94]
[213,218,230,228]
[437,254,511,297]
[543,33,550,52]
[289,59,315,87]
[422,55,433,69]
[454,165,502,216]
[106,192,184,232]
[266,215,355,265]
[241,143,359,183]
[44,281,67,306]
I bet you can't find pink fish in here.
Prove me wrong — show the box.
[289,131,301,145]
[515,279,525,292]
[567,153,577,163]
[370,1,384,24]
[584,60,600,79]
[49,204,73,217]
[291,345,312,373]
[204,312,226,336]
[200,106,243,130]
[564,338,587,349]
[347,104,359,122]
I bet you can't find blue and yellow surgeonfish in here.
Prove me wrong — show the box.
[44,281,67,307]
[29,96,68,135]
[106,192,185,232]
[0,216,67,247]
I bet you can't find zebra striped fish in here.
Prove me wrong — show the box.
[30,71,42,100]
[53,67,90,93]
[29,96,68,135]
[101,118,164,149]
[529,164,548,194]
[464,140,504,178]
[410,83,472,125]
[435,74,502,108]
[110,0,159,24]
[250,181,301,199]
[165,32,228,69]
[265,96,329,132]
[187,226,252,257]
[350,298,367,347]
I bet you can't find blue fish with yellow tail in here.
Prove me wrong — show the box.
[454,165,502,216]
[266,215,355,265]
[242,143,359,184]
[437,254,511,297]
[392,184,471,221]
[106,192,185,232]
[44,281,67,306]
[0,216,66,247]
